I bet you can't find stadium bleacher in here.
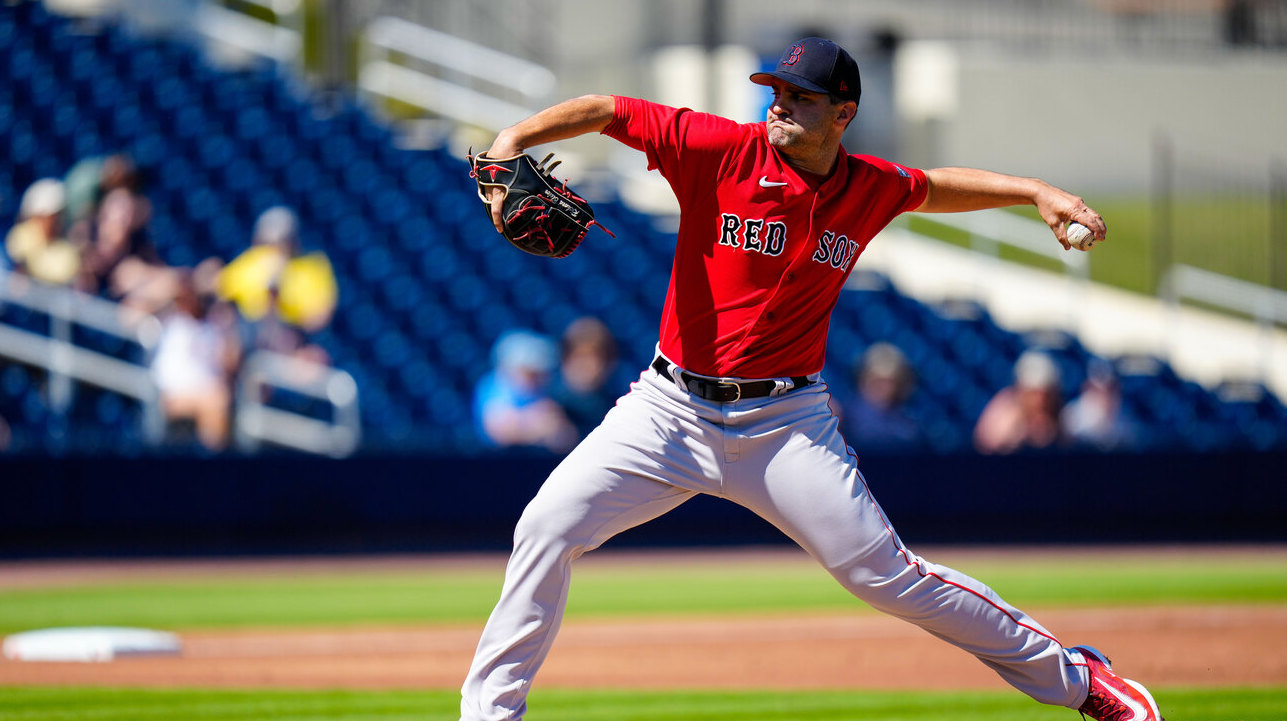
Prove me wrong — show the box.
[1,1,1284,457]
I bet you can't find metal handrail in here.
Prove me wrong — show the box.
[0,323,158,401]
[0,269,166,442]
[0,269,360,456]
[907,208,1090,278]
[234,350,361,458]
[892,209,1090,332]
[356,15,556,132]
[1160,263,1287,383]
[0,270,163,345]
[194,0,304,66]
[1161,264,1287,325]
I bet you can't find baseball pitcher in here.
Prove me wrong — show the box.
[459,37,1160,721]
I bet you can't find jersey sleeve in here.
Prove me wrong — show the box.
[854,154,929,215]
[602,96,745,201]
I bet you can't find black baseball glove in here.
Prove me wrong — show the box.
[467,151,613,259]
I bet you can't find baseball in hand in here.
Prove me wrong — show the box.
[1066,222,1098,251]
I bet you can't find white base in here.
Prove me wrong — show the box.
[3,627,182,662]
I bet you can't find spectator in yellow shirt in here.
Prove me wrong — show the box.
[5,178,81,286]
[216,206,337,333]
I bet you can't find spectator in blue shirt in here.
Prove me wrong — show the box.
[475,329,578,453]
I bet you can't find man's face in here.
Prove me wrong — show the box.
[764,78,850,156]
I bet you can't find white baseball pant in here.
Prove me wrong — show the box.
[460,360,1089,721]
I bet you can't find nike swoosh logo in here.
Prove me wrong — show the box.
[758,176,789,188]
[1102,679,1150,720]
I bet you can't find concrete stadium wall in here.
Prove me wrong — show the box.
[923,51,1287,194]
[3,450,1283,557]
[513,43,1287,198]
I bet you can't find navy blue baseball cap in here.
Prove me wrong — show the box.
[750,37,861,105]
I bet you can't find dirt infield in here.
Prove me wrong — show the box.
[1,549,1284,691]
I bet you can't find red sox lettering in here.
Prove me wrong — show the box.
[811,229,864,271]
[718,213,787,256]
[718,213,863,272]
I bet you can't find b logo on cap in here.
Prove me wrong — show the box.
[784,43,803,66]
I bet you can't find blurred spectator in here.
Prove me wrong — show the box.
[63,153,149,239]
[837,342,924,451]
[149,269,241,452]
[1061,358,1138,451]
[79,186,174,311]
[216,206,337,365]
[63,153,174,309]
[475,329,578,453]
[4,178,81,286]
[217,206,338,332]
[62,154,109,229]
[552,316,621,439]
[0,413,10,452]
[974,350,1064,454]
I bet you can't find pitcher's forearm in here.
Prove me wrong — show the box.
[916,167,1105,249]
[917,167,1050,213]
[487,95,617,157]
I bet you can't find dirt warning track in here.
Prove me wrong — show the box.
[0,549,1282,691]
[1,605,1282,690]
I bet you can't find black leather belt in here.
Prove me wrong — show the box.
[651,356,813,403]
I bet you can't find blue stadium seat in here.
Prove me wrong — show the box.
[2,3,1281,456]
[0,10,15,52]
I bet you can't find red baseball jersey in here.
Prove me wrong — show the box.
[602,96,927,379]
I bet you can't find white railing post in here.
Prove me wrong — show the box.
[235,350,361,458]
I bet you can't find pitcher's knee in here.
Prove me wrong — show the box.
[830,555,942,619]
[511,502,593,560]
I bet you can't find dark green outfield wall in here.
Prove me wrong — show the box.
[2,449,1283,557]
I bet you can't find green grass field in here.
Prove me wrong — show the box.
[2,548,1284,633]
[1,685,1284,721]
[2,547,1284,720]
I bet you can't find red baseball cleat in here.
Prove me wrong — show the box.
[1071,645,1163,721]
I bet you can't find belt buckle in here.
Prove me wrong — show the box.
[714,379,742,403]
